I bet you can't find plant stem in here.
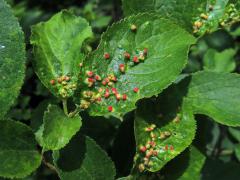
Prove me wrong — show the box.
[68,105,81,118]
[219,149,234,156]
[42,156,58,174]
[62,99,68,116]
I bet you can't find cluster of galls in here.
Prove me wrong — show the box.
[219,3,240,27]
[193,12,209,34]
[137,124,174,172]
[193,3,240,35]
[80,42,148,112]
[80,68,140,112]
[50,75,76,98]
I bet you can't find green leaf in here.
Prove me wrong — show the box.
[53,134,116,180]
[203,49,236,72]
[133,100,196,172]
[229,127,240,142]
[122,0,207,32]
[122,0,240,35]
[162,146,206,180]
[230,26,240,37]
[234,144,240,161]
[80,13,195,117]
[0,120,42,178]
[185,71,240,126]
[31,10,93,99]
[0,0,26,120]
[35,104,82,151]
[192,0,240,35]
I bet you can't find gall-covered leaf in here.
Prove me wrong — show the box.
[31,10,93,99]
[79,13,195,117]
[133,100,196,172]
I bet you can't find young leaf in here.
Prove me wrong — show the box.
[162,146,206,180]
[31,10,93,99]
[0,120,42,178]
[79,13,195,117]
[35,104,82,151]
[185,71,240,126]
[133,100,196,172]
[53,134,116,180]
[0,0,26,120]
[203,49,236,72]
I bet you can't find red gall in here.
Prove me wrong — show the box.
[153,150,158,156]
[65,76,70,81]
[57,77,63,83]
[88,78,95,83]
[139,145,147,153]
[98,88,104,93]
[95,74,101,81]
[86,71,94,77]
[111,88,117,94]
[143,48,148,56]
[122,94,127,101]
[105,78,110,83]
[115,93,121,101]
[108,106,113,112]
[104,89,110,98]
[145,150,153,158]
[104,52,110,59]
[102,80,107,86]
[133,87,139,93]
[133,56,139,63]
[119,64,125,73]
[145,127,153,132]
[124,52,130,59]
[50,79,55,85]
[149,141,156,147]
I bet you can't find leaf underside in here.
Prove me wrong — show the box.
[31,10,93,98]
